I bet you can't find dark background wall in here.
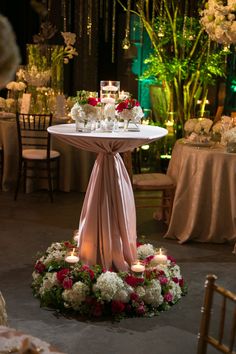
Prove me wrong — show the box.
[0,0,138,98]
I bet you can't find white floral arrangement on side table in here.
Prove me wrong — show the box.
[200,0,236,45]
[222,127,236,152]
[70,91,102,131]
[184,118,213,143]
[32,240,187,319]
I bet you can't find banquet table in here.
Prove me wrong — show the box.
[0,113,95,192]
[48,123,167,271]
[164,140,236,248]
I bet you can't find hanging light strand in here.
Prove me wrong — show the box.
[139,0,144,45]
[87,0,92,55]
[122,0,131,49]
[112,0,116,63]
[104,0,109,42]
[62,0,67,32]
[79,0,83,37]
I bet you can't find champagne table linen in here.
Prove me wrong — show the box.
[48,124,167,271]
[165,140,236,249]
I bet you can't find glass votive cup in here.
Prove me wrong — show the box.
[152,248,168,266]
[100,80,120,102]
[65,248,79,264]
[131,260,145,275]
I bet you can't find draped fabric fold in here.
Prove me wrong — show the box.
[48,124,167,271]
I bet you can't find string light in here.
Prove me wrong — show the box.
[122,0,131,50]
[112,0,116,62]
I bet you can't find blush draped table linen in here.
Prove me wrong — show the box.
[164,140,236,252]
[48,124,167,271]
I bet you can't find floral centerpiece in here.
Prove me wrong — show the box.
[116,98,144,124]
[4,80,26,112]
[222,126,236,152]
[70,91,101,130]
[27,20,78,92]
[32,240,187,319]
[184,117,213,143]
[200,0,236,45]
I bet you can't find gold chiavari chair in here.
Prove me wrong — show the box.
[197,274,236,354]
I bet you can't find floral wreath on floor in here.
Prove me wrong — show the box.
[32,240,187,319]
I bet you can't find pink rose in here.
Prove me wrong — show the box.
[62,277,73,289]
[164,292,173,302]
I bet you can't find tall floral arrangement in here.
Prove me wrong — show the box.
[118,0,229,133]
[200,0,236,45]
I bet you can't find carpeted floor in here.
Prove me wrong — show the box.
[0,190,235,354]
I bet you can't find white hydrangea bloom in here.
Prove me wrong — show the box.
[118,106,144,123]
[137,243,155,260]
[93,271,125,301]
[194,118,213,134]
[104,103,116,120]
[43,250,67,265]
[200,1,236,45]
[142,279,164,307]
[168,280,182,302]
[169,264,181,278]
[70,102,98,121]
[156,264,171,279]
[135,286,146,298]
[32,271,40,281]
[184,118,198,134]
[223,127,236,143]
[113,289,130,303]
[62,281,89,310]
[39,272,58,296]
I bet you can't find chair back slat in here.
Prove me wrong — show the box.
[218,296,226,344]
[197,274,236,354]
[16,113,52,158]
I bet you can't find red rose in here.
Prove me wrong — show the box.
[144,255,155,265]
[125,275,144,287]
[164,292,173,302]
[93,302,103,317]
[179,278,184,287]
[88,97,99,106]
[116,101,128,112]
[167,255,176,264]
[57,268,70,283]
[172,277,179,283]
[34,261,46,274]
[111,300,125,314]
[88,269,95,280]
[62,277,73,289]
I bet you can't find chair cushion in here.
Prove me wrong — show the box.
[22,149,60,160]
[133,173,175,189]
